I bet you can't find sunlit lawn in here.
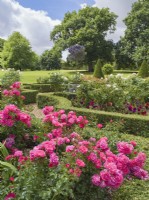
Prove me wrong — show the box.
[0,69,133,84]
[0,69,86,84]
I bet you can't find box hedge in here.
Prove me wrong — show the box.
[22,89,38,104]
[37,93,149,137]
[37,93,72,109]
[30,83,68,93]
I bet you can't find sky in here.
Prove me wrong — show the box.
[0,0,136,55]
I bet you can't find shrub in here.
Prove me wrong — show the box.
[30,83,67,93]
[102,63,114,75]
[37,93,59,108]
[22,89,38,104]
[37,72,69,84]
[37,93,72,109]
[1,69,20,89]
[138,60,149,78]
[93,59,104,79]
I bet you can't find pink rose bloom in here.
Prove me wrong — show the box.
[97,123,103,129]
[11,81,21,89]
[87,152,98,163]
[96,137,108,151]
[91,174,101,186]
[5,192,16,200]
[12,89,20,96]
[132,166,149,180]
[117,142,134,155]
[42,106,54,115]
[3,89,10,96]
[130,141,137,147]
[30,149,46,161]
[76,159,86,167]
[33,135,39,141]
[95,159,102,169]
[49,153,59,167]
[58,109,65,114]
[14,150,23,157]
[66,145,75,152]
[79,145,88,154]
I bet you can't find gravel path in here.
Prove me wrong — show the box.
[25,104,44,118]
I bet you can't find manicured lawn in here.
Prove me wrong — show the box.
[0,69,133,84]
[0,69,86,84]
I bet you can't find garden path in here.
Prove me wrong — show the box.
[25,104,44,118]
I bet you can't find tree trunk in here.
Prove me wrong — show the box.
[88,62,94,72]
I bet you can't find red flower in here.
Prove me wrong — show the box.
[5,192,16,200]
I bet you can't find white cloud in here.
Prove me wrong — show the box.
[93,0,136,42]
[80,3,87,9]
[0,0,61,54]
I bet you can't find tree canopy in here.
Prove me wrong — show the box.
[0,38,6,67]
[1,32,35,70]
[40,49,61,70]
[121,0,149,64]
[50,6,117,71]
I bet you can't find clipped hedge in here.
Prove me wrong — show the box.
[53,92,76,100]
[37,93,149,136]
[22,89,38,104]
[30,83,68,93]
[37,93,72,109]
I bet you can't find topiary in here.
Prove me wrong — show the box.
[138,60,149,78]
[102,63,114,75]
[93,59,104,79]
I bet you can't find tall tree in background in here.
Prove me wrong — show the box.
[50,6,117,72]
[114,41,135,69]
[121,0,149,65]
[1,32,35,70]
[40,49,61,70]
[0,38,5,67]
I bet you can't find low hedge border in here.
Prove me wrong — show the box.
[53,92,76,100]
[22,89,38,104]
[29,83,68,93]
[37,93,149,137]
[37,93,72,109]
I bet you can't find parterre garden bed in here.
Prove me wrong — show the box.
[0,76,149,200]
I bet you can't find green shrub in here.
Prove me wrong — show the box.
[93,59,104,79]
[37,93,72,109]
[53,92,76,100]
[30,83,67,92]
[138,60,149,78]
[22,89,38,104]
[37,72,69,84]
[1,68,20,89]
[37,93,58,108]
[102,63,114,75]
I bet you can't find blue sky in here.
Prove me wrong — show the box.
[16,0,94,19]
[0,0,136,55]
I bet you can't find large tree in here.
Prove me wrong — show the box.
[0,38,5,67]
[1,32,35,70]
[114,41,135,69]
[122,0,149,65]
[50,6,117,71]
[40,49,61,70]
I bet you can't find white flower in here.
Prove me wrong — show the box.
[106,84,111,87]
